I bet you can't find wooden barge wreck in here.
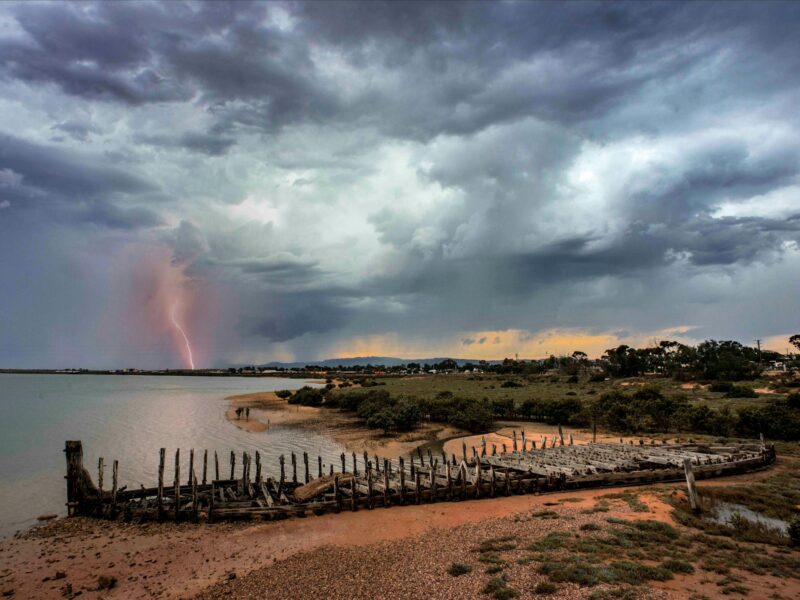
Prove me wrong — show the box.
[64,436,776,523]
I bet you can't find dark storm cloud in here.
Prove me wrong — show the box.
[135,132,237,156]
[0,132,161,229]
[246,291,350,343]
[1,1,800,365]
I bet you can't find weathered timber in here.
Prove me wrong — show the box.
[64,442,775,525]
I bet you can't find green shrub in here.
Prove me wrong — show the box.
[725,385,758,398]
[287,386,325,406]
[661,558,695,574]
[534,581,557,594]
[447,563,472,577]
[275,389,293,399]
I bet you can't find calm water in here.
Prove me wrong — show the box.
[0,374,343,538]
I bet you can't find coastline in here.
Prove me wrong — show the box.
[224,389,469,459]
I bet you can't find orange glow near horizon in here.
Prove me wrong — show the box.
[323,326,702,361]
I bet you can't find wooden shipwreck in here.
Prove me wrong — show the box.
[64,437,776,523]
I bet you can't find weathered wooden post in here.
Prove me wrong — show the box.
[341,452,346,473]
[512,430,518,452]
[191,468,199,522]
[64,441,85,516]
[188,449,194,486]
[490,466,496,497]
[531,440,536,450]
[202,450,208,485]
[303,452,309,484]
[214,450,219,481]
[481,436,487,456]
[364,451,370,472]
[383,459,390,507]
[683,458,701,513]
[350,476,357,511]
[399,457,406,504]
[333,475,341,512]
[502,443,507,454]
[318,455,323,478]
[374,454,380,474]
[157,448,165,520]
[352,452,358,475]
[492,443,497,456]
[462,441,467,462]
[278,455,286,496]
[417,447,425,466]
[521,431,527,453]
[569,432,574,446]
[174,449,181,522]
[460,463,467,499]
[255,451,262,484]
[427,449,434,467]
[474,455,482,498]
[230,451,235,480]
[558,425,564,446]
[98,457,104,495]
[366,465,374,509]
[291,452,298,484]
[111,460,119,515]
[414,470,421,504]
[429,464,437,502]
[446,462,453,499]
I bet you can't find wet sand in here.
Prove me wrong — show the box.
[225,391,469,459]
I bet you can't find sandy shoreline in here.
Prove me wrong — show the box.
[225,389,469,459]
[2,464,795,599]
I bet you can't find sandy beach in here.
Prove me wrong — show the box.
[225,390,469,459]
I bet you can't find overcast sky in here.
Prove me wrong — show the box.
[1,1,798,368]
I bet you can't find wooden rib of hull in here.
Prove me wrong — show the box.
[63,441,776,523]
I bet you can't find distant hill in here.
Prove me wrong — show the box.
[258,356,500,369]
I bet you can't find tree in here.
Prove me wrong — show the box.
[790,334,800,352]
[366,409,396,435]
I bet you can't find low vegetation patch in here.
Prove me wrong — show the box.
[448,563,472,577]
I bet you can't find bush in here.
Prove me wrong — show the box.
[534,581,557,594]
[589,372,606,382]
[287,386,325,406]
[725,385,758,398]
[710,382,734,393]
[275,389,293,399]
[448,562,472,577]
[501,380,522,388]
[366,409,395,434]
[393,399,422,431]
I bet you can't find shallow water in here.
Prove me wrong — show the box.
[0,374,342,538]
[710,501,789,535]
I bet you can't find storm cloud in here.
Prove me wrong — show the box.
[0,1,799,368]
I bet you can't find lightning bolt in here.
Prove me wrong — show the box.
[170,303,195,370]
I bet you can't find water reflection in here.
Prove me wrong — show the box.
[0,374,344,537]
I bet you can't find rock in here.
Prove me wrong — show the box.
[226,572,236,581]
[54,571,66,580]
[36,514,58,522]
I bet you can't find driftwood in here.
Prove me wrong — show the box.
[293,473,354,502]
